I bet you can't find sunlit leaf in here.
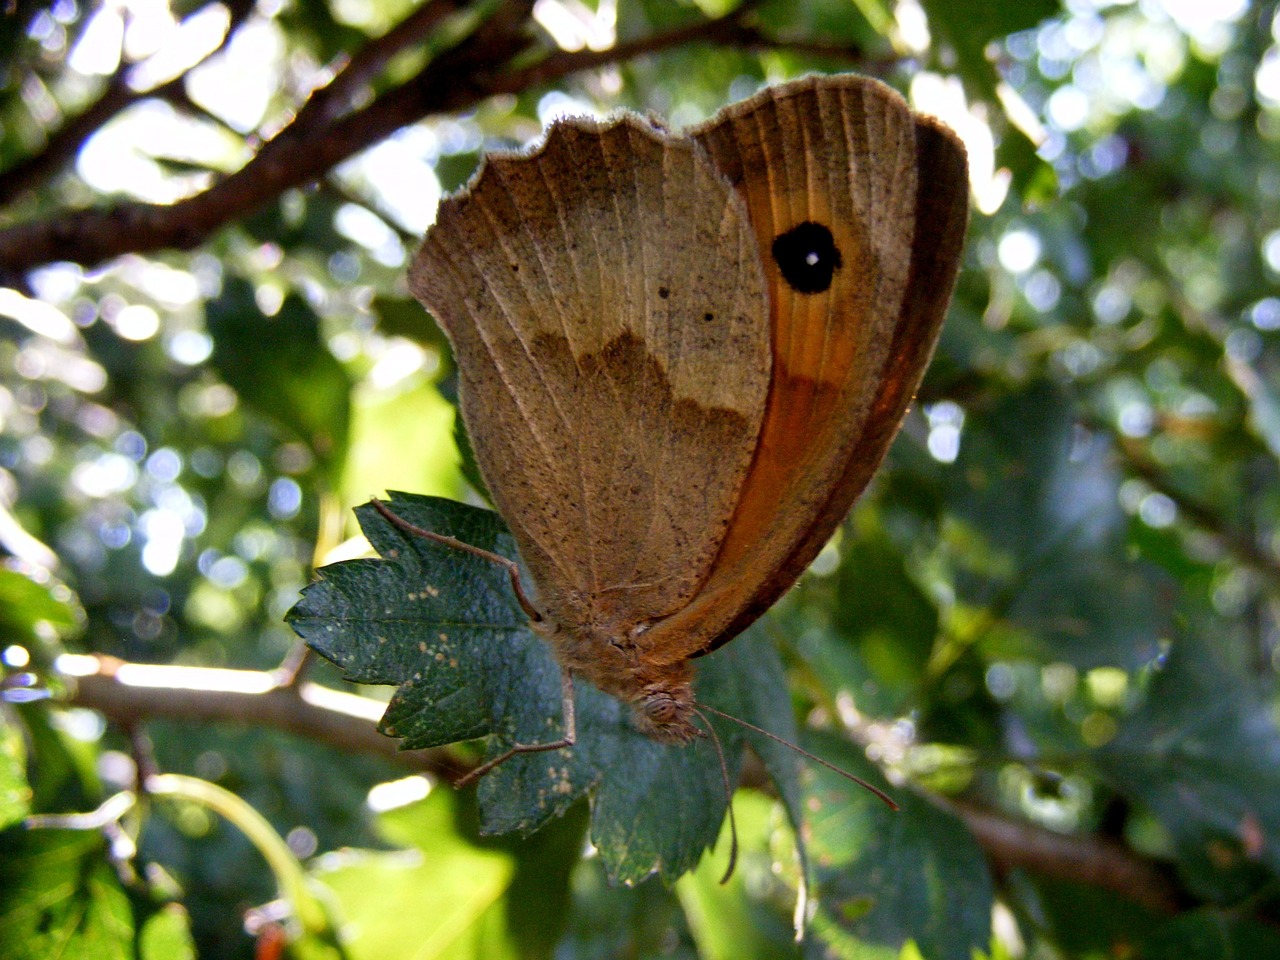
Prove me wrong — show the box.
[137,905,196,960]
[0,570,79,644]
[0,829,134,960]
[675,791,801,960]
[0,721,29,831]
[314,789,518,960]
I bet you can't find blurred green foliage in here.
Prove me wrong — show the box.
[2,0,1280,958]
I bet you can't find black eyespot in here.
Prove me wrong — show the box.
[771,221,841,294]
[658,286,670,299]
[703,312,714,322]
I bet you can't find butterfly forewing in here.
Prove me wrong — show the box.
[410,116,771,670]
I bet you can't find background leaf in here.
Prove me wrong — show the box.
[313,789,518,960]
[1098,643,1280,903]
[0,720,29,831]
[0,829,133,960]
[207,278,353,484]
[805,734,994,960]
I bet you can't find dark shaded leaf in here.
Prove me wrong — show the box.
[556,859,696,960]
[948,381,1168,668]
[207,278,352,482]
[829,528,939,710]
[1140,910,1280,959]
[804,733,993,960]
[921,0,1059,98]
[433,150,483,194]
[1099,643,1280,903]
[1003,871,1162,957]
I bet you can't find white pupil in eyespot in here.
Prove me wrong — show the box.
[805,251,819,265]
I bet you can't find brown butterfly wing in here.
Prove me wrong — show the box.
[409,116,771,659]
[642,74,969,663]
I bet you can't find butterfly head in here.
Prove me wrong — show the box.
[634,679,701,744]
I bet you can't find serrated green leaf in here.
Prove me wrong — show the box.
[290,492,803,884]
[0,828,134,960]
[804,734,993,960]
[1098,644,1280,902]
[290,495,526,748]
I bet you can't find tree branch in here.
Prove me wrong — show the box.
[61,653,466,780]
[0,0,257,208]
[0,0,520,284]
[0,0,857,283]
[947,800,1188,914]
[59,652,1192,913]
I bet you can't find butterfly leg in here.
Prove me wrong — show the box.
[369,497,543,623]
[454,668,577,786]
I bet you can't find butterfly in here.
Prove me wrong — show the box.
[404,73,968,775]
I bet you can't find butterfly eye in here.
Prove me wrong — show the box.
[771,220,842,294]
[644,696,678,723]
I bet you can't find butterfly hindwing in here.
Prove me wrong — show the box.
[639,75,967,662]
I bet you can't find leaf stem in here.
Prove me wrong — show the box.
[145,774,339,944]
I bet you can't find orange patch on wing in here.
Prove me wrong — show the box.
[707,206,876,578]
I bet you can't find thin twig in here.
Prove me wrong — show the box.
[0,0,256,207]
[947,800,1188,914]
[370,496,542,623]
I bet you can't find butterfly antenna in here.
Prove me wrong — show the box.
[369,497,543,623]
[697,704,899,811]
[691,707,739,884]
